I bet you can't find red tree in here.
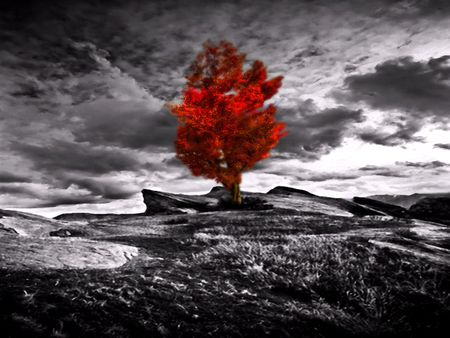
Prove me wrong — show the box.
[169,40,286,205]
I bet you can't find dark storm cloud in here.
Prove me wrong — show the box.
[0,0,193,102]
[72,100,177,150]
[397,161,449,169]
[287,45,327,65]
[357,165,407,177]
[414,0,450,13]
[163,155,184,168]
[301,173,360,182]
[369,171,406,178]
[10,80,46,99]
[334,55,450,146]
[357,161,448,179]
[0,185,35,196]
[35,195,101,208]
[262,165,360,182]
[0,182,104,208]
[0,176,138,207]
[434,143,450,150]
[0,171,31,183]
[3,0,450,108]
[338,55,450,119]
[11,140,143,175]
[69,177,137,200]
[276,100,365,160]
[357,120,423,146]
[3,0,440,108]
[359,165,385,171]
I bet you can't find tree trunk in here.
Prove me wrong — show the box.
[231,183,242,206]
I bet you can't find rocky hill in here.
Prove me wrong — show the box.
[141,186,383,217]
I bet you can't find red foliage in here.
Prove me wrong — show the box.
[169,40,286,191]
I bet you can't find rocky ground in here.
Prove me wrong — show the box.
[0,209,138,270]
[0,186,449,337]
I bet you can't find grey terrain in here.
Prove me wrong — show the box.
[1,186,449,337]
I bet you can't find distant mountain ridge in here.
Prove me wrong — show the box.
[356,195,450,225]
[366,193,450,209]
[352,197,409,218]
[409,197,450,225]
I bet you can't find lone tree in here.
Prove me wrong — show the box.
[170,40,286,206]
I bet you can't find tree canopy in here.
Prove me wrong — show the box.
[169,40,286,204]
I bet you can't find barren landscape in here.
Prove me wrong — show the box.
[1,187,449,337]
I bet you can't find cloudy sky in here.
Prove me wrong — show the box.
[1,0,449,217]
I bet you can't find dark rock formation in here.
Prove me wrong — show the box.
[409,197,450,225]
[268,186,381,217]
[0,223,18,235]
[141,187,383,216]
[353,197,409,218]
[204,186,229,198]
[49,228,85,237]
[267,186,316,196]
[142,189,211,215]
[204,186,273,210]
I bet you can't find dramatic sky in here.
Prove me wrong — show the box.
[1,0,449,217]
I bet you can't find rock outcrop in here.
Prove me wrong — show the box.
[0,223,18,235]
[142,189,215,214]
[0,209,139,270]
[269,186,382,217]
[0,235,138,269]
[141,186,381,217]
